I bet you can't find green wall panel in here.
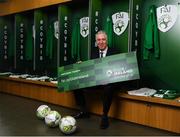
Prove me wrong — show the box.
[45,6,58,77]
[90,0,135,55]
[70,1,89,62]
[89,0,102,55]
[59,0,89,67]
[15,12,34,73]
[0,16,14,72]
[34,9,48,74]
[140,0,180,92]
[101,0,129,53]
[130,0,142,52]
[58,4,72,67]
[34,6,58,76]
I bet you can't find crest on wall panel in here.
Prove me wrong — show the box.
[112,12,129,36]
[80,17,89,38]
[54,21,59,39]
[157,5,178,32]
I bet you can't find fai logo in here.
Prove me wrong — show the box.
[106,70,113,77]
[80,17,89,38]
[112,12,129,36]
[32,25,35,39]
[54,21,59,39]
[157,5,177,32]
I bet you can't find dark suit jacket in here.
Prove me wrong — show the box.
[91,47,118,59]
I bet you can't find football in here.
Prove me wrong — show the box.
[59,116,77,134]
[45,110,61,127]
[36,105,51,119]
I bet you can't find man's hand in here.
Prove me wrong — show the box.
[76,61,82,64]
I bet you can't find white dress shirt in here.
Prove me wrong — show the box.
[99,47,108,58]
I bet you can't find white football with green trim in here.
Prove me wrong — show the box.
[59,116,77,134]
[36,105,51,119]
[45,110,61,127]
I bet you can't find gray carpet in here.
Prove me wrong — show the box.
[0,92,178,136]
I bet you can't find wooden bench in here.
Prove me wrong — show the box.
[0,77,179,133]
[116,93,180,133]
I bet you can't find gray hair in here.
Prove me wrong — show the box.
[95,30,108,41]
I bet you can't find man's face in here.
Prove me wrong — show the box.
[96,33,107,51]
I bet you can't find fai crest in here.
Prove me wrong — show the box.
[32,25,35,39]
[54,21,59,39]
[157,5,177,32]
[112,12,129,36]
[80,17,89,38]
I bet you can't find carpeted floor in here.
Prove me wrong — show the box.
[0,92,178,136]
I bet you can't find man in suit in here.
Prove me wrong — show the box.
[73,30,118,129]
